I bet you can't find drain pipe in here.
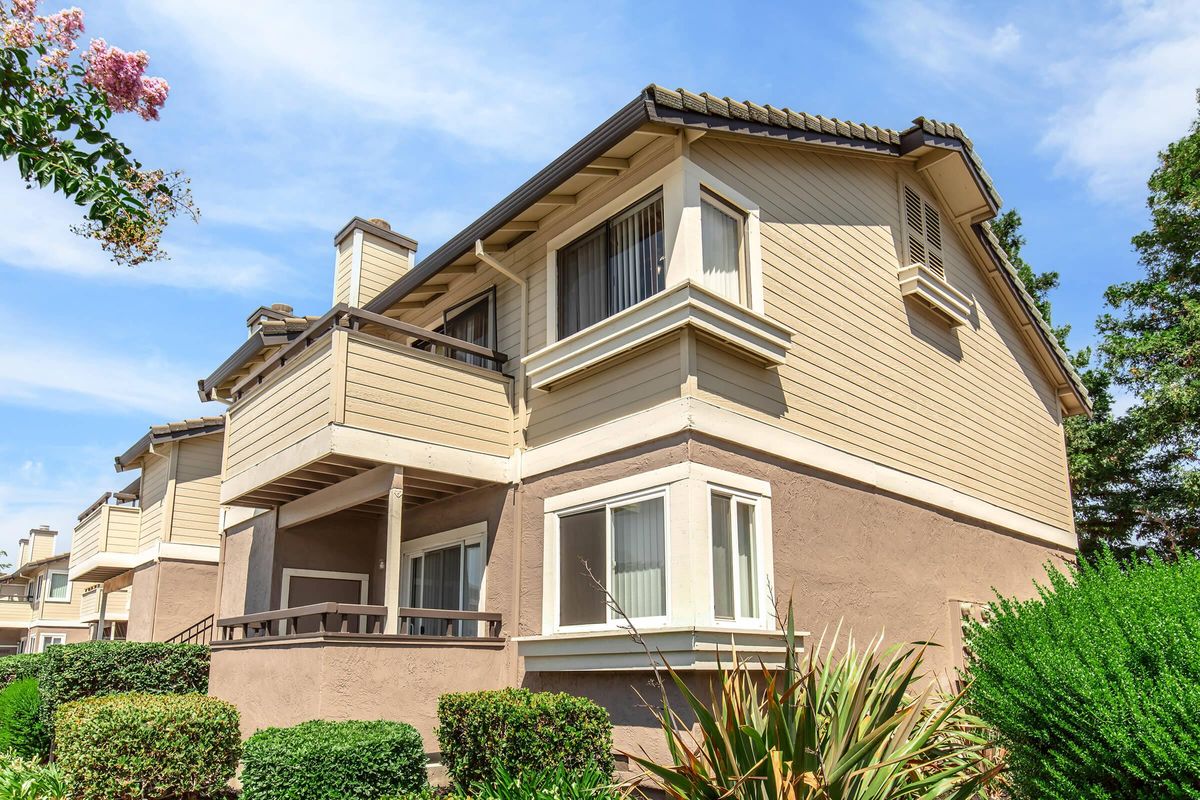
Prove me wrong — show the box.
[475,240,528,669]
[474,240,528,451]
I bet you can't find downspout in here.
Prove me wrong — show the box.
[474,240,527,674]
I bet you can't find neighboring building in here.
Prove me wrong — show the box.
[0,527,91,653]
[67,418,226,643]
[200,85,1089,756]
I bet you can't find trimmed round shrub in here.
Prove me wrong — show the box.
[0,653,46,691]
[436,688,613,787]
[241,719,427,800]
[37,640,209,729]
[0,678,48,758]
[966,551,1200,799]
[54,692,240,800]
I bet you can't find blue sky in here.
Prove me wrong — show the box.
[1,0,1197,560]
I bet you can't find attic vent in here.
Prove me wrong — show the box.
[903,185,945,279]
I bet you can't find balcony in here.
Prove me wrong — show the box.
[0,586,32,628]
[69,496,142,582]
[215,603,504,645]
[220,307,516,510]
[79,585,130,623]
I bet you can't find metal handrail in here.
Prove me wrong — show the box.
[166,614,215,645]
[230,306,508,401]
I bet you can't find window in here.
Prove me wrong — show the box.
[415,290,497,369]
[710,491,759,621]
[700,191,746,302]
[46,571,69,602]
[404,526,486,636]
[557,191,665,338]
[558,492,666,627]
[31,575,43,604]
[38,634,65,652]
[903,185,945,278]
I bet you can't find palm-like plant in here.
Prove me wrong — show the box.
[632,608,1000,800]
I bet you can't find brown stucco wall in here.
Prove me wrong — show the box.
[211,433,1071,760]
[218,510,276,618]
[126,560,218,642]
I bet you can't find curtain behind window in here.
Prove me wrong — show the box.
[611,496,666,619]
[47,573,68,600]
[443,296,493,368]
[701,199,742,301]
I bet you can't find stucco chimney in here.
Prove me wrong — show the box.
[332,217,417,308]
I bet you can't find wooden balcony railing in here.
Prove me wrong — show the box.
[216,603,503,642]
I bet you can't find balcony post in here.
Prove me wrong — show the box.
[92,589,108,641]
[383,468,404,635]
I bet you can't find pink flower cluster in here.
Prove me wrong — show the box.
[82,37,169,121]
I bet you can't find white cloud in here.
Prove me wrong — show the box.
[0,163,288,292]
[860,1,1022,73]
[0,309,208,419]
[1039,1,1200,198]
[0,453,119,560]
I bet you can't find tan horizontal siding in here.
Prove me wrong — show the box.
[343,336,513,456]
[72,511,104,562]
[690,136,1071,529]
[527,338,683,447]
[169,436,222,547]
[225,341,334,476]
[138,453,170,551]
[105,506,140,551]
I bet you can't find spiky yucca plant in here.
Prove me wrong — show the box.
[632,608,999,800]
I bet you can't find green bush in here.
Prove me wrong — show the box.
[53,693,239,800]
[241,719,427,800]
[436,688,613,788]
[0,679,48,759]
[0,654,45,691]
[36,640,209,728]
[0,752,67,800]
[966,551,1200,799]
[465,764,624,800]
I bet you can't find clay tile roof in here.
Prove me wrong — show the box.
[905,116,1002,209]
[258,315,323,335]
[116,416,226,471]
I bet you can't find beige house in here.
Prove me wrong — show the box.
[0,528,93,653]
[204,85,1088,756]
[67,419,226,643]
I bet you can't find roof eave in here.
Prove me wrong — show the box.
[364,94,654,314]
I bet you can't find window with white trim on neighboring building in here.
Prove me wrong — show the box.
[38,633,65,652]
[46,571,69,602]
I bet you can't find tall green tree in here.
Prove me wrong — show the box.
[991,209,1070,347]
[1095,99,1200,556]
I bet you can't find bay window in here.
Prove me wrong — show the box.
[710,491,758,621]
[557,192,665,338]
[558,492,667,627]
[700,191,746,302]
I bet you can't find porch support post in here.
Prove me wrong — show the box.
[93,590,108,641]
[383,467,404,634]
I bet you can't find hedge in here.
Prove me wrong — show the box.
[54,693,240,800]
[36,640,209,728]
[0,678,48,759]
[966,551,1200,799]
[436,688,613,787]
[241,719,427,800]
[0,653,45,691]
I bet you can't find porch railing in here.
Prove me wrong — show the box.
[0,585,30,601]
[216,603,503,642]
[166,614,215,645]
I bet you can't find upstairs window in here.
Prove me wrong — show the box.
[903,185,945,279]
[441,291,496,368]
[46,571,69,602]
[558,192,665,339]
[700,191,746,302]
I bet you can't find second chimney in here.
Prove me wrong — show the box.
[332,217,417,308]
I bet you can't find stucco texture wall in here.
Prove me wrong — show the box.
[126,560,218,642]
[211,433,1069,758]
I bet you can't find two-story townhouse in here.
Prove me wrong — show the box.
[68,418,226,643]
[0,528,92,653]
[202,85,1089,756]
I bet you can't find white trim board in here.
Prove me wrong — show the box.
[522,396,1076,550]
[279,567,370,635]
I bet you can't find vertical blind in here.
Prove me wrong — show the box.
[558,192,664,338]
[611,496,666,619]
[47,572,68,601]
[700,197,743,301]
[710,493,758,619]
[558,495,667,626]
[711,494,735,619]
[441,295,493,368]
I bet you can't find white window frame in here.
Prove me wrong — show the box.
[38,633,66,652]
[45,570,70,604]
[552,487,671,633]
[706,484,767,628]
[699,187,749,304]
[31,575,44,605]
[279,568,369,635]
[543,155,764,346]
[399,522,489,616]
